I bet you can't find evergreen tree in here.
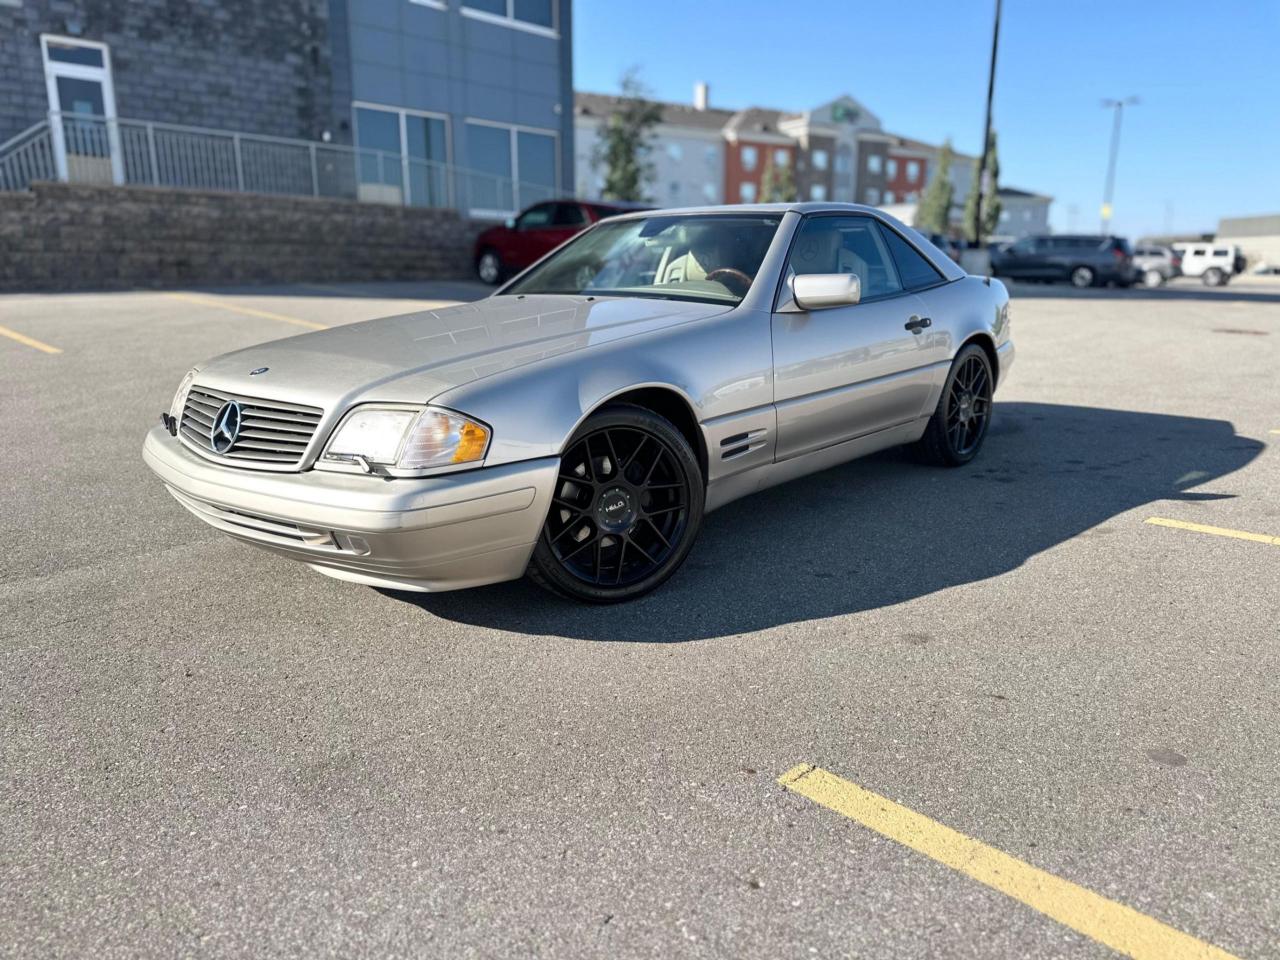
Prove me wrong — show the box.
[914,139,955,234]
[759,160,797,202]
[593,68,662,202]
[964,130,1001,243]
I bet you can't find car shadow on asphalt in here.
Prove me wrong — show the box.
[383,402,1264,643]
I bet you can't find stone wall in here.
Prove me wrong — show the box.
[0,182,487,291]
[1,0,338,144]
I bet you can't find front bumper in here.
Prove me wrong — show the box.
[142,425,559,592]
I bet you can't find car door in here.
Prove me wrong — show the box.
[771,215,946,461]
[506,202,558,269]
[998,237,1035,278]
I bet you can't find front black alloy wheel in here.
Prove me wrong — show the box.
[913,344,994,467]
[529,406,704,603]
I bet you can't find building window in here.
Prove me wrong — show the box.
[884,190,895,203]
[773,148,789,167]
[812,149,828,171]
[865,187,880,204]
[739,182,757,203]
[462,119,557,216]
[866,154,882,174]
[741,145,758,172]
[906,160,920,182]
[703,182,717,202]
[999,210,1010,223]
[462,0,557,36]
[809,183,827,201]
[1024,209,1033,221]
[886,158,897,179]
[354,104,450,207]
[705,145,717,165]
[905,191,918,202]
[669,181,680,201]
[666,142,683,161]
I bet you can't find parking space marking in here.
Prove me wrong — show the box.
[779,765,1240,960]
[0,323,62,354]
[1145,516,1280,546]
[164,292,329,330]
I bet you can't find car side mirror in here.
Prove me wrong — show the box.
[792,273,861,310]
[505,217,517,229]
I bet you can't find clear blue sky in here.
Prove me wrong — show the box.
[574,0,1280,238]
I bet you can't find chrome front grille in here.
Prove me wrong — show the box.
[180,385,323,468]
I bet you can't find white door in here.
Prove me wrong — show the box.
[41,34,123,185]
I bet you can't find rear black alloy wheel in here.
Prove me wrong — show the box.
[913,344,994,467]
[529,406,704,603]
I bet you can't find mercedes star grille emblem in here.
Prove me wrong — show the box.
[210,400,243,454]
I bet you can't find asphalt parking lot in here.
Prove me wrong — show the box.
[2,276,1278,959]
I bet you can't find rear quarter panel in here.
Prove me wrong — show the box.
[916,276,1011,397]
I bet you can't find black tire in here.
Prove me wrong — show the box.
[1070,265,1095,288]
[476,248,503,285]
[913,344,995,467]
[528,405,704,603]
[1203,267,1223,287]
[1144,269,1164,287]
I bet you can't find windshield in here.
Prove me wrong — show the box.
[501,213,783,305]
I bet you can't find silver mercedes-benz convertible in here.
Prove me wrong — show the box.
[143,203,1013,602]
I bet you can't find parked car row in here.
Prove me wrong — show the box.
[480,203,1254,292]
[990,234,1246,288]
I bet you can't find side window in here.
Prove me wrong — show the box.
[788,216,903,300]
[880,225,945,290]
[516,203,555,230]
[553,203,588,226]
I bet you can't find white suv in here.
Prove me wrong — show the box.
[1173,243,1243,286]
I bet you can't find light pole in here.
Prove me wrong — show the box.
[970,0,1001,246]
[1100,96,1138,233]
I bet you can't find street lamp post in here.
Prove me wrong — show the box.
[970,0,1001,247]
[1100,96,1138,233]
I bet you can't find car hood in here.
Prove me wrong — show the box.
[188,295,732,409]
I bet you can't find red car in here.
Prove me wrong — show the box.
[473,199,651,284]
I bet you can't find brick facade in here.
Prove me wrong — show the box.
[0,0,340,144]
[0,182,486,290]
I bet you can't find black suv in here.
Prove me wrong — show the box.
[991,235,1134,288]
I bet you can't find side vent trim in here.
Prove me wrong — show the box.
[720,428,768,461]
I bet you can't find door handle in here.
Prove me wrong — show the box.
[905,315,932,333]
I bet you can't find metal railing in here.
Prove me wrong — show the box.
[0,113,558,215]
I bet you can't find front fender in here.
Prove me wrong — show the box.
[431,308,776,469]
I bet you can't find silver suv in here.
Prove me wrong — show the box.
[1132,245,1182,287]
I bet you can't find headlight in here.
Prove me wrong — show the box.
[170,368,197,421]
[322,405,490,472]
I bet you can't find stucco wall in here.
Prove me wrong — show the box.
[0,181,486,291]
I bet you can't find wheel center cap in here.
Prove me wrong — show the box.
[958,392,974,423]
[595,486,636,533]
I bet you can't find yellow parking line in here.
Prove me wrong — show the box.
[1145,516,1280,546]
[779,765,1240,960]
[0,323,62,354]
[1269,429,1280,435]
[164,292,328,330]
